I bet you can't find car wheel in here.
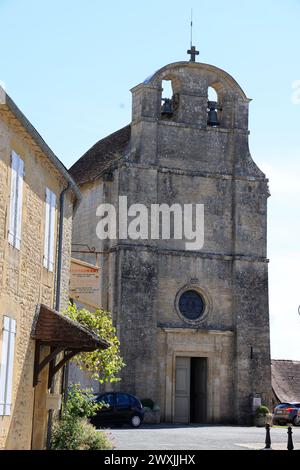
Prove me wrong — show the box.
[293,416,300,426]
[130,415,142,428]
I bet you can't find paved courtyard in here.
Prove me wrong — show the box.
[104,424,300,450]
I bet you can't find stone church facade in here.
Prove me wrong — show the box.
[70,60,272,424]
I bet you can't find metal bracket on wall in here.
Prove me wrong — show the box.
[71,243,109,266]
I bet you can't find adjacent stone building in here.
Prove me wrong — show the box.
[0,85,107,449]
[272,360,300,407]
[70,58,272,424]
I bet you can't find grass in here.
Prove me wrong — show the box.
[272,424,299,429]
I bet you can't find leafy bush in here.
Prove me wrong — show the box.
[256,405,270,416]
[51,417,113,450]
[141,398,155,410]
[76,419,114,450]
[63,383,100,418]
[51,384,113,450]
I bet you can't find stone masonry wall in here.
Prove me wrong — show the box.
[0,108,73,449]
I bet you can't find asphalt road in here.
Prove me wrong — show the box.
[102,424,300,450]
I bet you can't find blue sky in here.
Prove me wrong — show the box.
[1,0,300,359]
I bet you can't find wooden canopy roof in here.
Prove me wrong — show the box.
[31,304,109,388]
[32,304,108,350]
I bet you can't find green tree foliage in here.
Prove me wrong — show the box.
[64,303,125,383]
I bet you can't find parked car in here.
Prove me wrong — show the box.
[296,409,300,426]
[273,402,300,426]
[89,392,144,428]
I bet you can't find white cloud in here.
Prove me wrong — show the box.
[291,80,300,105]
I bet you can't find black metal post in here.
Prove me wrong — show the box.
[287,426,294,451]
[264,423,272,449]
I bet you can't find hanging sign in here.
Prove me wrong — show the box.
[70,258,100,309]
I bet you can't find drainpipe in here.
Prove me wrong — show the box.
[55,184,70,311]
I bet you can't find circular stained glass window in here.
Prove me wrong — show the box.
[178,290,205,321]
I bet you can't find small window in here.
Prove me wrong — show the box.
[99,393,114,406]
[129,396,139,406]
[178,290,205,321]
[116,393,130,406]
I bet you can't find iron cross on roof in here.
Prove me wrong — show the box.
[187,45,199,62]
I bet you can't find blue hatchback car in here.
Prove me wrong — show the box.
[90,392,144,428]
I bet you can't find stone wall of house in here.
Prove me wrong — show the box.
[0,108,73,449]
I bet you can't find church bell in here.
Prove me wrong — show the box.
[161,98,173,117]
[207,101,220,127]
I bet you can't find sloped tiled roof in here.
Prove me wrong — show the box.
[69,125,131,185]
[32,304,109,350]
[272,359,300,403]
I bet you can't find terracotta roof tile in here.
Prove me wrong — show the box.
[272,359,300,403]
[69,125,131,185]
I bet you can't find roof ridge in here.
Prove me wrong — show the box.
[272,359,300,363]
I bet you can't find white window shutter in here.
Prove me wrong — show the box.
[0,318,9,415]
[43,188,51,269]
[15,158,24,250]
[8,152,24,250]
[5,318,16,415]
[0,316,16,416]
[48,191,56,272]
[8,152,18,247]
[43,188,56,272]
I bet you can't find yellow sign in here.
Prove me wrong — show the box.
[70,258,100,309]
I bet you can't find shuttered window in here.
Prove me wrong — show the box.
[0,316,16,416]
[8,151,24,250]
[43,188,56,272]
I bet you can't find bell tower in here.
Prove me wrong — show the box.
[118,56,272,424]
[70,51,272,424]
